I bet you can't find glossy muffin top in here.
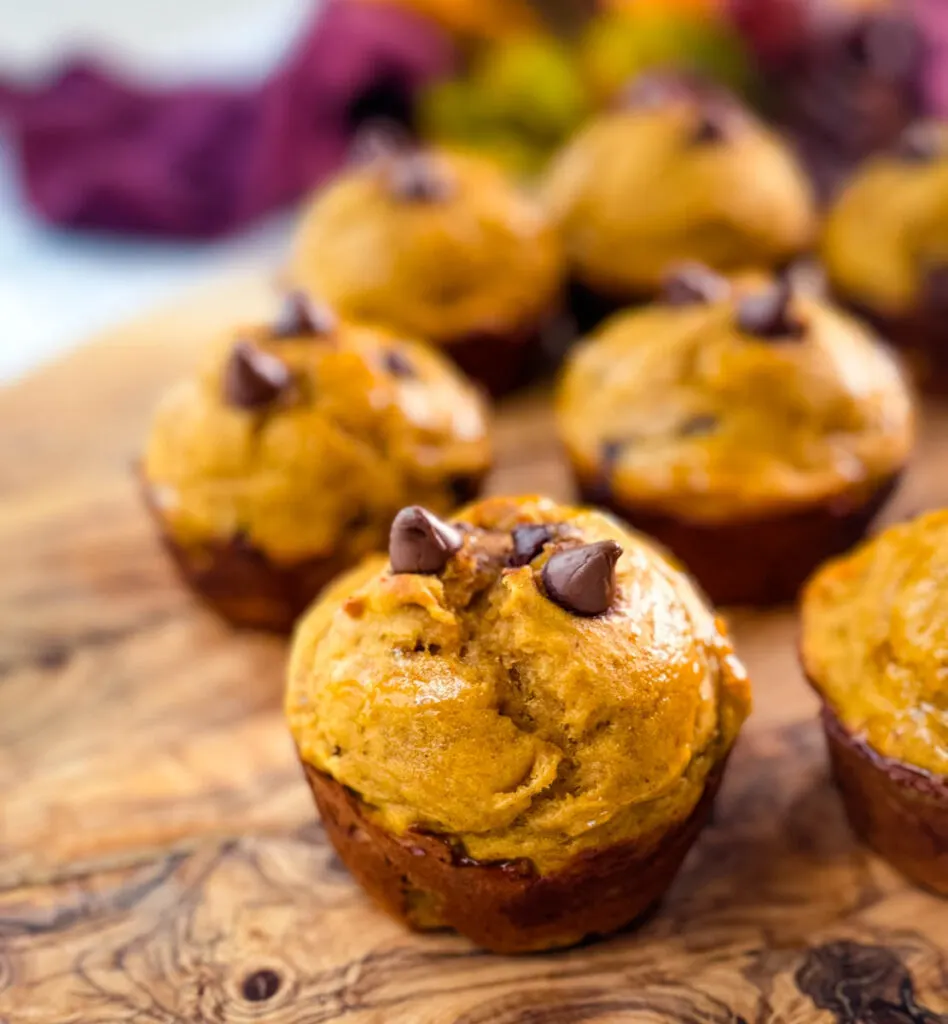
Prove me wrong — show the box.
[288,147,564,344]
[556,269,915,521]
[286,495,751,873]
[142,295,491,563]
[542,74,816,295]
[823,122,948,317]
[802,510,948,775]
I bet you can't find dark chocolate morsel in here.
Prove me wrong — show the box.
[736,280,804,340]
[508,524,555,567]
[679,414,719,437]
[272,291,337,338]
[585,440,624,505]
[662,263,729,306]
[690,109,729,144]
[895,122,943,164]
[387,154,453,203]
[389,506,463,574]
[383,348,415,378]
[223,342,293,410]
[541,540,622,616]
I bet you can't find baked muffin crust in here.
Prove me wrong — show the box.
[556,279,914,523]
[802,510,948,776]
[143,306,491,566]
[286,495,750,875]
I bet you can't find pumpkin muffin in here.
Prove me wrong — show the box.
[542,72,816,330]
[823,121,948,391]
[556,267,915,605]
[141,294,491,632]
[287,145,565,395]
[286,495,751,953]
[801,510,948,896]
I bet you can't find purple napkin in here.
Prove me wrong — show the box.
[0,1,454,238]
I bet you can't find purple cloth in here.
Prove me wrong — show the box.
[915,0,948,116]
[0,1,453,238]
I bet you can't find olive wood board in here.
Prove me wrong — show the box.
[1,272,947,1024]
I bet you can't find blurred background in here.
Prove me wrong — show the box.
[0,0,942,382]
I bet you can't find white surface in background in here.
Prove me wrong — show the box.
[0,0,318,384]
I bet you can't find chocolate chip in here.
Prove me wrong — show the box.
[222,342,293,410]
[241,969,281,1002]
[541,540,621,617]
[679,414,719,437]
[383,349,415,378]
[508,524,554,567]
[272,291,336,338]
[736,281,804,340]
[690,108,730,144]
[389,506,462,574]
[387,154,453,203]
[585,440,624,505]
[662,263,729,306]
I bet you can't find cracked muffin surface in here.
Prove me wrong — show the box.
[542,74,815,298]
[823,122,948,318]
[802,510,948,776]
[285,495,750,874]
[142,300,491,565]
[556,274,914,523]
[288,147,564,347]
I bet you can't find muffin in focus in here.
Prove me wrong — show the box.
[141,294,491,632]
[285,495,751,953]
[801,510,948,896]
[556,266,915,605]
[287,145,565,395]
[823,121,948,390]
[542,72,816,329]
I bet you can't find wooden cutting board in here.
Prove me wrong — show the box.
[1,274,947,1024]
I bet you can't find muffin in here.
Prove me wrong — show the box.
[556,267,915,605]
[287,145,565,395]
[823,121,948,390]
[801,510,948,896]
[285,495,751,953]
[141,294,491,632]
[542,72,816,330]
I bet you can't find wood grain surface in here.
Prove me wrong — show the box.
[1,274,947,1023]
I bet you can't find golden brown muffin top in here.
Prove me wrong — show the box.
[823,122,948,317]
[556,270,914,521]
[287,147,564,345]
[802,509,948,775]
[542,74,816,296]
[286,495,751,873]
[142,295,491,562]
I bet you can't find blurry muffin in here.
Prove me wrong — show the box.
[141,294,491,631]
[543,72,816,329]
[556,266,914,605]
[286,495,751,953]
[823,121,948,390]
[288,145,565,395]
[802,510,948,895]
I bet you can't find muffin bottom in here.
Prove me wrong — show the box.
[578,474,901,607]
[143,476,485,633]
[444,310,565,397]
[818,704,948,897]
[301,758,726,954]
